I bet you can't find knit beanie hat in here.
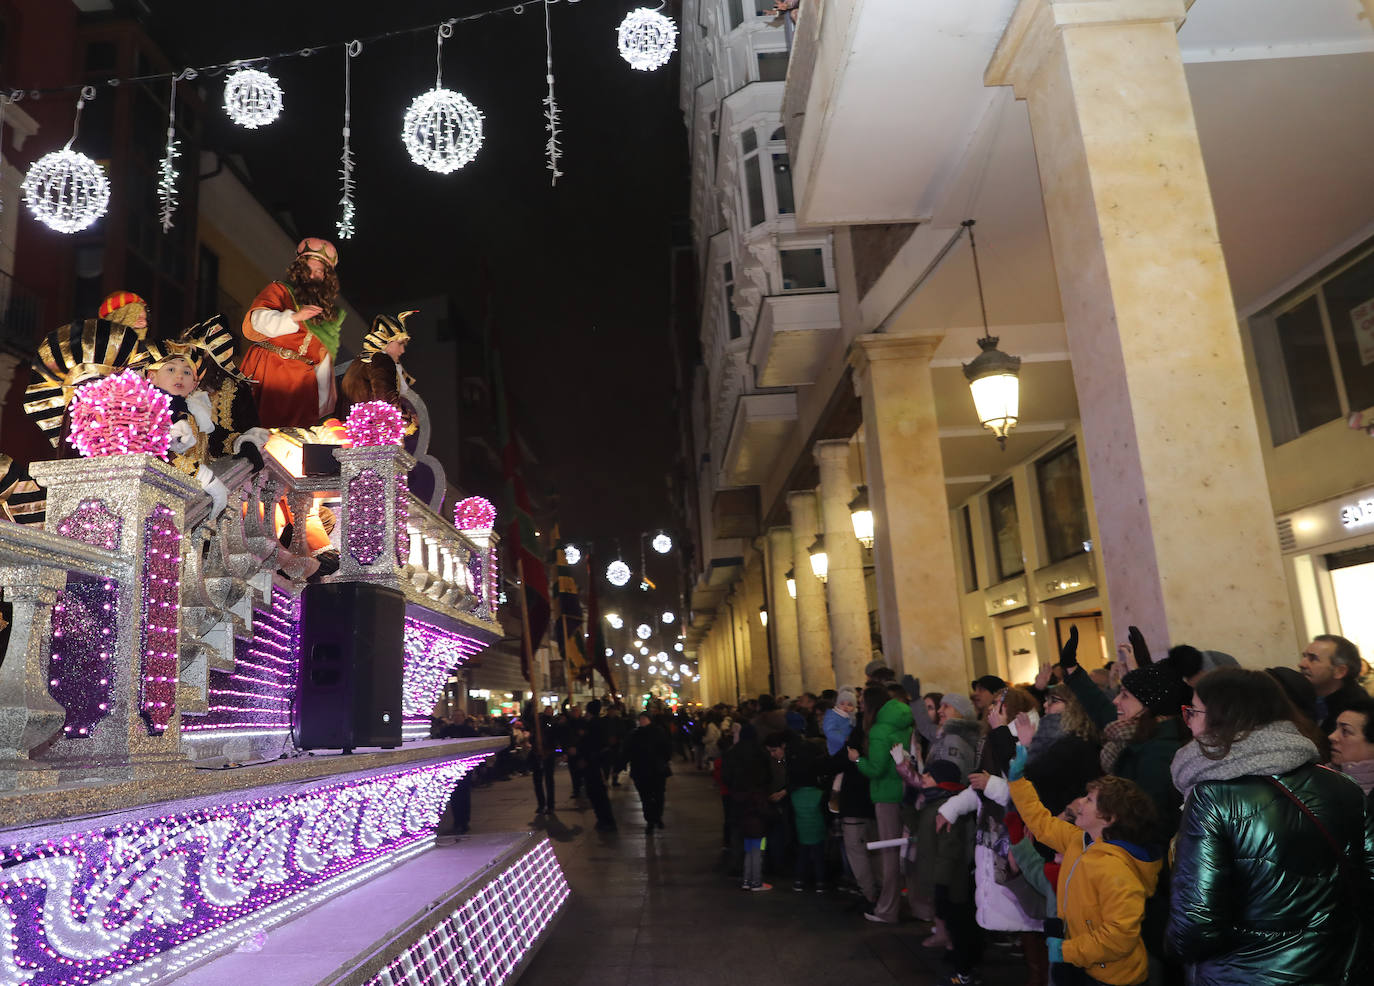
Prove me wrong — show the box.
[939,693,975,720]
[1121,663,1184,717]
[926,759,962,786]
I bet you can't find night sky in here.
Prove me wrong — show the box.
[139,0,688,553]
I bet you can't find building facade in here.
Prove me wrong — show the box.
[679,0,1374,703]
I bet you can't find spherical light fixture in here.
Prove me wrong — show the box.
[674,642,684,652]
[785,567,797,600]
[639,645,649,655]
[661,611,675,624]
[454,496,497,531]
[403,87,484,174]
[605,612,623,630]
[636,623,652,640]
[656,652,667,662]
[606,560,631,586]
[622,655,634,665]
[562,543,581,566]
[808,535,829,583]
[849,485,875,549]
[604,647,613,658]
[617,8,678,72]
[223,67,284,129]
[23,148,111,234]
[651,532,673,554]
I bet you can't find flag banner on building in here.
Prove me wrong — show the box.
[584,550,618,697]
[551,526,588,680]
[491,344,549,679]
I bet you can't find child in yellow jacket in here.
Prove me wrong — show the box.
[1007,743,1163,986]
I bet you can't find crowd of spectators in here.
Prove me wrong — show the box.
[698,631,1374,986]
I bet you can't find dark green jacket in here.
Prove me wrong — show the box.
[1167,763,1374,985]
[856,699,914,804]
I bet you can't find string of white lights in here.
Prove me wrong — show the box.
[337,40,361,239]
[542,0,563,186]
[158,71,193,232]
[20,86,110,233]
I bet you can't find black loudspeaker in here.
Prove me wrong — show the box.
[295,582,405,752]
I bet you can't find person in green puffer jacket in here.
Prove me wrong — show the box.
[848,684,914,923]
[1167,668,1374,986]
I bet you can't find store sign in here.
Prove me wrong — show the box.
[1340,496,1374,530]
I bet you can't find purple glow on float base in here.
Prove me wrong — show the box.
[453,496,495,531]
[66,369,173,457]
[184,591,485,737]
[347,469,387,565]
[396,472,410,566]
[55,499,122,551]
[0,755,492,986]
[139,503,181,734]
[403,619,489,719]
[182,587,299,735]
[48,574,119,738]
[366,839,570,986]
[345,400,405,446]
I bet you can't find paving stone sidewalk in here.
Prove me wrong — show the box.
[461,763,1028,986]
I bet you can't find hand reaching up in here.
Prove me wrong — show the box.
[1014,711,1036,749]
[1128,625,1152,666]
[1059,625,1079,670]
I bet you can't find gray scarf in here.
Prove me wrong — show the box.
[1171,719,1317,799]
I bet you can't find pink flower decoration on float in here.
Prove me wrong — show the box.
[66,370,172,458]
[454,495,496,531]
[344,400,405,446]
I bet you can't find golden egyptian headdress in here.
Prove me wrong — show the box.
[23,319,148,446]
[362,310,417,354]
[140,316,243,377]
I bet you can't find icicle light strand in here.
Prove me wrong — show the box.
[338,41,360,238]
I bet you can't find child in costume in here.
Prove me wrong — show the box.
[241,238,345,428]
[141,319,269,519]
[337,310,417,427]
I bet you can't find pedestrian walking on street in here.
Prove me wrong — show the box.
[625,711,673,831]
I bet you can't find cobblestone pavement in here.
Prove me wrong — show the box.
[461,761,1028,986]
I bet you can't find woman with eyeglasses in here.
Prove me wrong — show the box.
[1167,668,1373,985]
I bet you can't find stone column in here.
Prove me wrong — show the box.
[31,454,201,781]
[984,0,1293,659]
[0,567,67,790]
[851,333,968,690]
[814,441,870,689]
[743,551,772,697]
[787,491,835,693]
[333,444,417,587]
[766,527,803,699]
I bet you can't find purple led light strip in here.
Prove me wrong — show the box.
[48,575,119,739]
[138,504,181,734]
[0,755,490,986]
[367,839,570,986]
[182,587,299,734]
[402,619,488,720]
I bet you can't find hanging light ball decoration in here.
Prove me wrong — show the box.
[66,371,172,458]
[454,496,497,531]
[22,148,111,234]
[345,400,405,446]
[222,67,284,129]
[661,611,675,625]
[636,623,652,640]
[402,87,484,174]
[617,7,678,72]
[606,559,632,587]
[606,613,624,630]
[562,543,581,566]
[651,532,673,554]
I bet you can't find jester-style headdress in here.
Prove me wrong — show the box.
[362,310,417,354]
[23,319,148,446]
[98,291,147,333]
[141,316,244,378]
